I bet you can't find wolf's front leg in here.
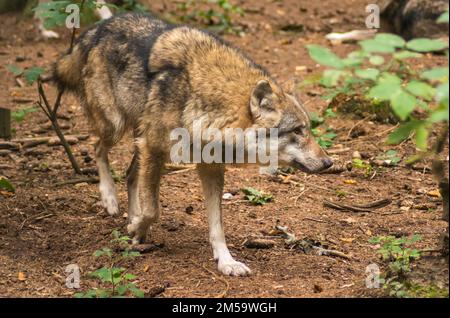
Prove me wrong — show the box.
[127,142,164,244]
[197,164,251,277]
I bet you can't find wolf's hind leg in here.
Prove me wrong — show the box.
[95,140,119,216]
[126,150,141,221]
[128,140,164,244]
[197,164,252,277]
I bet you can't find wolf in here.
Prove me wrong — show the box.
[54,13,332,276]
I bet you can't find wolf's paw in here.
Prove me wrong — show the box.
[101,195,119,216]
[41,30,60,39]
[127,217,149,245]
[218,260,252,277]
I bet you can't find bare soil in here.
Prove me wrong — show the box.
[0,0,448,298]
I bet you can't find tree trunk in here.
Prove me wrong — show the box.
[0,108,11,139]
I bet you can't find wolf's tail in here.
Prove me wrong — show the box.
[53,45,83,90]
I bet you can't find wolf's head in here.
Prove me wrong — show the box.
[250,80,333,173]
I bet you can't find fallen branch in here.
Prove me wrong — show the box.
[193,261,230,298]
[52,177,99,187]
[52,175,121,187]
[33,2,86,175]
[312,246,352,260]
[323,198,392,213]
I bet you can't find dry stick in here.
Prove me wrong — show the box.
[35,5,85,175]
[346,117,370,140]
[192,261,230,298]
[323,198,392,213]
[37,81,81,174]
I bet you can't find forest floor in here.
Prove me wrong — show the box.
[0,0,448,298]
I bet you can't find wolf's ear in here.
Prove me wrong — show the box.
[250,80,274,119]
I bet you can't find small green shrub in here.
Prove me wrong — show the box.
[304,10,449,160]
[74,230,144,298]
[242,187,273,205]
[174,0,244,33]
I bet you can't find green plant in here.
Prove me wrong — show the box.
[242,187,273,205]
[407,283,449,298]
[33,0,110,29]
[376,149,402,166]
[74,230,144,298]
[174,0,244,33]
[0,177,15,193]
[115,0,147,13]
[311,127,337,149]
[305,10,449,159]
[369,235,421,276]
[369,234,425,298]
[6,65,45,86]
[11,106,38,122]
[352,158,373,177]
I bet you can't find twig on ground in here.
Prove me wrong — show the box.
[302,217,330,224]
[194,261,230,298]
[323,198,392,213]
[312,246,352,260]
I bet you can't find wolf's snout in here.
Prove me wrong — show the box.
[322,157,333,170]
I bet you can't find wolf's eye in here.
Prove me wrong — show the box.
[293,126,306,135]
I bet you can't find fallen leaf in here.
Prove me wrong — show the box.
[18,272,26,281]
[366,229,372,236]
[344,179,357,185]
[342,217,357,224]
[340,237,355,244]
[427,190,441,198]
[143,265,150,273]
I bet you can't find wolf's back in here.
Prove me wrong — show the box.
[53,13,172,91]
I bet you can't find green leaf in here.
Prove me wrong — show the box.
[242,187,273,205]
[23,67,45,85]
[368,83,401,101]
[387,121,419,144]
[128,284,145,298]
[5,64,23,76]
[406,38,449,52]
[355,68,379,81]
[414,124,429,151]
[123,273,137,281]
[390,89,416,120]
[421,67,449,82]
[359,39,396,53]
[0,177,15,193]
[405,81,435,100]
[374,33,406,48]
[90,267,113,282]
[93,248,112,258]
[320,69,344,87]
[437,11,449,23]
[436,82,449,107]
[342,56,363,67]
[122,250,141,258]
[379,72,402,85]
[393,50,423,60]
[306,45,345,69]
[12,107,37,123]
[430,108,449,122]
[116,284,128,296]
[369,55,385,66]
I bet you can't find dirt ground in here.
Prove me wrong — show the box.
[0,0,448,298]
